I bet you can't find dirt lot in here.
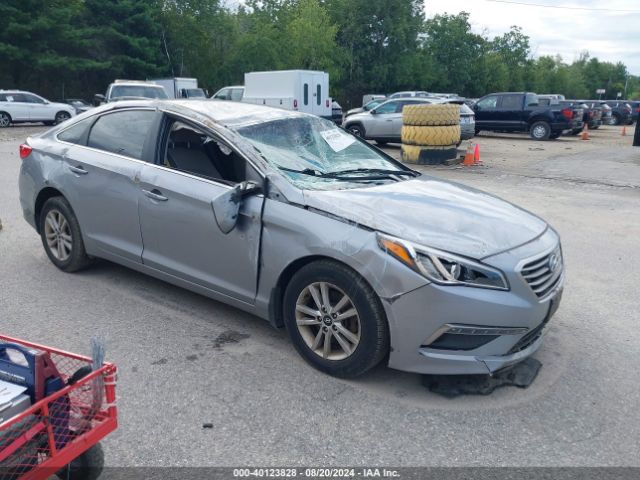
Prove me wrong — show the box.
[1,123,640,468]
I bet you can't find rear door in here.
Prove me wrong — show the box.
[5,93,30,121]
[365,100,399,137]
[496,94,525,130]
[57,108,158,263]
[311,73,327,117]
[300,72,313,114]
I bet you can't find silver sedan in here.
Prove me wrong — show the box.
[18,100,563,377]
[343,97,475,145]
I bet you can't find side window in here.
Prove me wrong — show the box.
[164,120,248,184]
[525,94,539,106]
[476,96,498,109]
[374,101,397,114]
[499,95,521,109]
[58,118,94,145]
[215,89,230,100]
[395,100,425,113]
[88,110,155,160]
[10,94,27,103]
[231,88,243,101]
[23,94,45,104]
[304,84,309,106]
[0,94,6,102]
[316,84,321,106]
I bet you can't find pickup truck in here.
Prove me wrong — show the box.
[603,101,633,125]
[473,92,583,140]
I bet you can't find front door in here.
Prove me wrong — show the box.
[474,95,500,129]
[137,117,264,303]
[366,100,399,138]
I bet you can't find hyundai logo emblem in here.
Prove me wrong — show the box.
[548,253,560,272]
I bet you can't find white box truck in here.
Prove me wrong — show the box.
[240,70,332,119]
[151,77,207,99]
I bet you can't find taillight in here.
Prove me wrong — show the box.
[293,99,298,109]
[636,107,640,113]
[326,99,330,108]
[625,108,631,114]
[561,108,573,120]
[19,144,32,159]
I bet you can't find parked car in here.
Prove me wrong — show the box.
[94,80,169,105]
[211,85,245,101]
[344,98,385,119]
[63,99,93,115]
[18,100,563,378]
[589,102,613,125]
[388,91,432,99]
[342,97,474,145]
[602,101,633,125]
[0,90,75,127]
[473,92,583,140]
[559,100,601,131]
[331,101,343,124]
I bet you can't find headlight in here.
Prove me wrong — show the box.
[377,233,509,290]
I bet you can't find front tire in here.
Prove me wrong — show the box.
[55,443,104,480]
[346,124,365,138]
[530,121,551,140]
[283,260,389,378]
[40,197,92,272]
[54,111,71,125]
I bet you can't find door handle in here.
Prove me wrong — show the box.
[68,165,88,175]
[142,189,168,202]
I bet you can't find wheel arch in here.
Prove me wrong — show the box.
[34,187,66,233]
[268,254,380,329]
[528,116,550,126]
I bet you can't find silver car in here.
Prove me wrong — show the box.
[343,98,475,146]
[18,100,563,378]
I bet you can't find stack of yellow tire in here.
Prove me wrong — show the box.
[401,104,461,165]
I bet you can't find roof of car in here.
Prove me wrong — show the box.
[102,99,307,127]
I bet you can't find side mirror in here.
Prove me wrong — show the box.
[211,181,262,234]
[93,94,106,106]
[370,109,377,115]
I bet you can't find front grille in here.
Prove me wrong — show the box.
[520,246,563,299]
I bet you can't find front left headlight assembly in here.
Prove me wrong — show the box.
[377,233,509,291]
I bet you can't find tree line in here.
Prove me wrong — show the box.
[0,0,637,107]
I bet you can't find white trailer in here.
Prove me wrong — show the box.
[241,70,332,118]
[150,77,206,99]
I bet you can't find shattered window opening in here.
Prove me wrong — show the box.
[234,116,409,190]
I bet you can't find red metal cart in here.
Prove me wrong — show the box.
[0,335,117,480]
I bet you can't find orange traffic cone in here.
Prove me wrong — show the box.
[473,144,481,164]
[621,126,627,136]
[463,145,475,166]
[581,123,590,140]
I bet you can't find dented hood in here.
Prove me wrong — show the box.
[302,177,547,258]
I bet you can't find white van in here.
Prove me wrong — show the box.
[150,77,207,99]
[240,70,332,119]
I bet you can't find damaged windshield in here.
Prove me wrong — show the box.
[234,116,416,189]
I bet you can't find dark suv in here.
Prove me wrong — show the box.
[473,92,582,140]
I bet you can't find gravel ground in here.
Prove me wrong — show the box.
[1,123,639,468]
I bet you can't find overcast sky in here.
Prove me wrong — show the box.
[425,0,640,75]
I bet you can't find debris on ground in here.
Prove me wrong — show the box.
[421,358,542,398]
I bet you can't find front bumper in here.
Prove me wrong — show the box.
[384,228,563,375]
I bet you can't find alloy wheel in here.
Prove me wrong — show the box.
[0,113,10,127]
[44,209,72,261]
[348,126,363,137]
[295,282,361,361]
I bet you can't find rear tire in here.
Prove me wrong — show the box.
[283,260,389,378]
[375,140,388,146]
[40,197,93,272]
[530,121,551,140]
[611,114,621,126]
[0,112,11,128]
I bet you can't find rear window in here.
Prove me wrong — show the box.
[58,118,94,145]
[110,85,168,100]
[87,110,155,160]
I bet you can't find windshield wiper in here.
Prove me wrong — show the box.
[277,166,323,177]
[323,168,418,178]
